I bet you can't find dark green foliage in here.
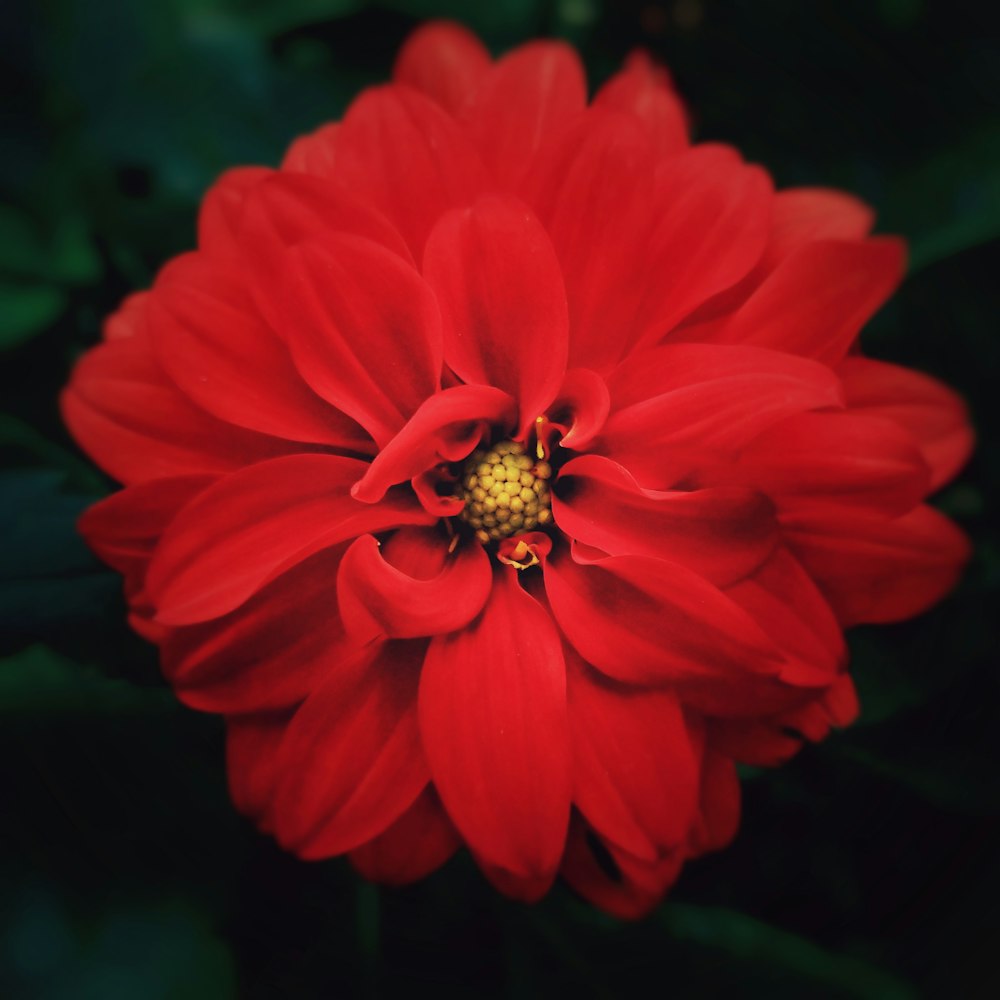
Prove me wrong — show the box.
[1,1,996,996]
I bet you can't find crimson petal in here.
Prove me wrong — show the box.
[338,530,492,641]
[272,640,428,859]
[225,711,292,833]
[147,454,435,625]
[419,569,571,894]
[423,196,569,438]
[197,166,271,259]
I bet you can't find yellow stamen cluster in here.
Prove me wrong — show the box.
[458,439,553,543]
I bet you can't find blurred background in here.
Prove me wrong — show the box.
[1,1,997,997]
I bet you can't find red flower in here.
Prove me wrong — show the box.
[62,22,973,917]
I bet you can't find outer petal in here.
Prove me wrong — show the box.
[281,122,339,176]
[333,85,491,260]
[568,649,700,861]
[337,530,492,641]
[419,569,571,897]
[592,51,688,157]
[61,297,291,486]
[545,545,782,687]
[393,20,492,114]
[146,454,435,625]
[349,786,461,885]
[197,166,271,259]
[554,454,777,586]
[460,41,587,190]
[686,750,741,856]
[712,238,906,364]
[783,503,971,625]
[838,356,975,491]
[599,344,844,488]
[162,546,349,714]
[422,196,569,438]
[352,384,516,504]
[272,640,428,859]
[226,711,292,832]
[275,234,442,447]
[149,252,370,449]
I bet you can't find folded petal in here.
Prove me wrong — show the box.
[599,344,844,488]
[337,529,492,641]
[419,569,571,895]
[544,369,611,451]
[334,84,491,260]
[736,411,930,516]
[423,196,569,437]
[272,640,428,859]
[838,356,974,491]
[147,454,435,625]
[393,20,492,114]
[162,546,349,714]
[568,648,700,861]
[61,297,292,486]
[276,234,443,447]
[349,785,461,885]
[712,237,906,364]
[545,545,783,687]
[149,253,371,449]
[352,384,516,503]
[783,503,971,625]
[592,51,688,158]
[460,41,587,190]
[554,455,777,585]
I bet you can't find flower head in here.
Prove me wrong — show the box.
[63,22,973,917]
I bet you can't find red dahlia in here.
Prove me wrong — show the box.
[62,22,974,916]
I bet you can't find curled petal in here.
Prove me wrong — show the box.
[277,234,443,447]
[352,384,516,504]
[272,640,428,859]
[567,647,700,861]
[838,356,975,491]
[419,569,571,895]
[349,786,461,885]
[423,196,569,438]
[337,530,492,641]
[554,455,777,585]
[460,41,587,189]
[545,545,782,687]
[147,454,435,625]
[393,20,492,114]
[545,368,611,450]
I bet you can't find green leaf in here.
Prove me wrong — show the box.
[224,0,366,37]
[0,283,66,349]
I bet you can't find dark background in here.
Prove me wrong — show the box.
[1,1,997,997]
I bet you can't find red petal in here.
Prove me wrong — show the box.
[146,454,435,625]
[423,196,569,437]
[736,411,930,516]
[713,238,906,364]
[61,298,291,486]
[349,786,461,885]
[460,41,587,190]
[337,530,492,641]
[838,356,974,491]
[393,21,492,114]
[275,234,442,447]
[334,85,490,261]
[351,384,516,503]
[162,546,349,714]
[149,253,370,449]
[226,711,292,832]
[546,368,611,450]
[523,110,658,372]
[197,166,271,259]
[784,503,970,625]
[272,640,428,859]
[560,814,684,919]
[554,455,777,585]
[592,51,688,157]
[545,545,782,687]
[599,344,844,488]
[419,570,571,895]
[568,648,700,860]
[686,750,741,856]
[281,122,339,175]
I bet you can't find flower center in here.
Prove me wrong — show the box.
[458,439,553,544]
